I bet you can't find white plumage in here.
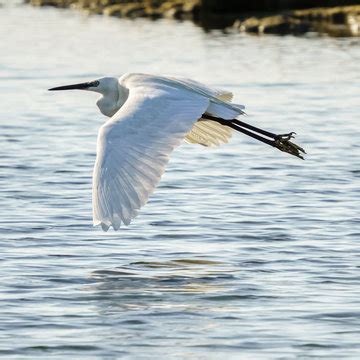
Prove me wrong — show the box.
[49,73,245,231]
[93,74,244,231]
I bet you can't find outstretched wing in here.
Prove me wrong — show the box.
[92,79,209,231]
[118,73,245,148]
[167,75,234,102]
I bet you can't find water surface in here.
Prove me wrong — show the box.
[0,4,359,359]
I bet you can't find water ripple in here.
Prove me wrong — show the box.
[0,3,359,359]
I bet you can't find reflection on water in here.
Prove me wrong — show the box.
[92,259,228,298]
[89,259,230,318]
[0,3,360,359]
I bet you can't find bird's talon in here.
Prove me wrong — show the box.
[276,132,296,141]
[274,133,306,160]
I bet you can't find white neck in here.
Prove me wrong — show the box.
[96,83,129,118]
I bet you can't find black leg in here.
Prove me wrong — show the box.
[200,114,306,160]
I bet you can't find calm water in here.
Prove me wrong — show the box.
[1,3,360,359]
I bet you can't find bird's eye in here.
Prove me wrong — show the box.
[92,80,100,87]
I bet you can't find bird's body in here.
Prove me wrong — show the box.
[49,73,305,231]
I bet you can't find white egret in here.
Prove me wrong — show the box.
[49,73,305,231]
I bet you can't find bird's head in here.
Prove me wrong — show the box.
[49,77,127,117]
[48,76,119,95]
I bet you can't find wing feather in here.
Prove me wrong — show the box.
[185,119,233,147]
[174,78,242,147]
[92,80,209,230]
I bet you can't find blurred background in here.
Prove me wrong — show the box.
[26,0,360,35]
[0,0,359,359]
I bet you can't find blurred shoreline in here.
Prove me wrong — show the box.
[26,0,360,36]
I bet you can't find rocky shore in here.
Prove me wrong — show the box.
[27,0,360,36]
[233,5,360,36]
[27,0,201,20]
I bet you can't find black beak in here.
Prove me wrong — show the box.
[48,81,98,91]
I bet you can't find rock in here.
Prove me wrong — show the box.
[347,14,360,36]
[123,4,147,18]
[234,4,360,36]
[160,1,183,19]
[103,3,147,18]
[292,5,360,37]
[160,0,200,20]
[102,4,124,17]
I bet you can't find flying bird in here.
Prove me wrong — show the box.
[49,73,305,231]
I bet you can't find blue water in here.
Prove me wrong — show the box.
[0,3,360,359]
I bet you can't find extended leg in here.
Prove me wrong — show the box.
[201,114,306,160]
